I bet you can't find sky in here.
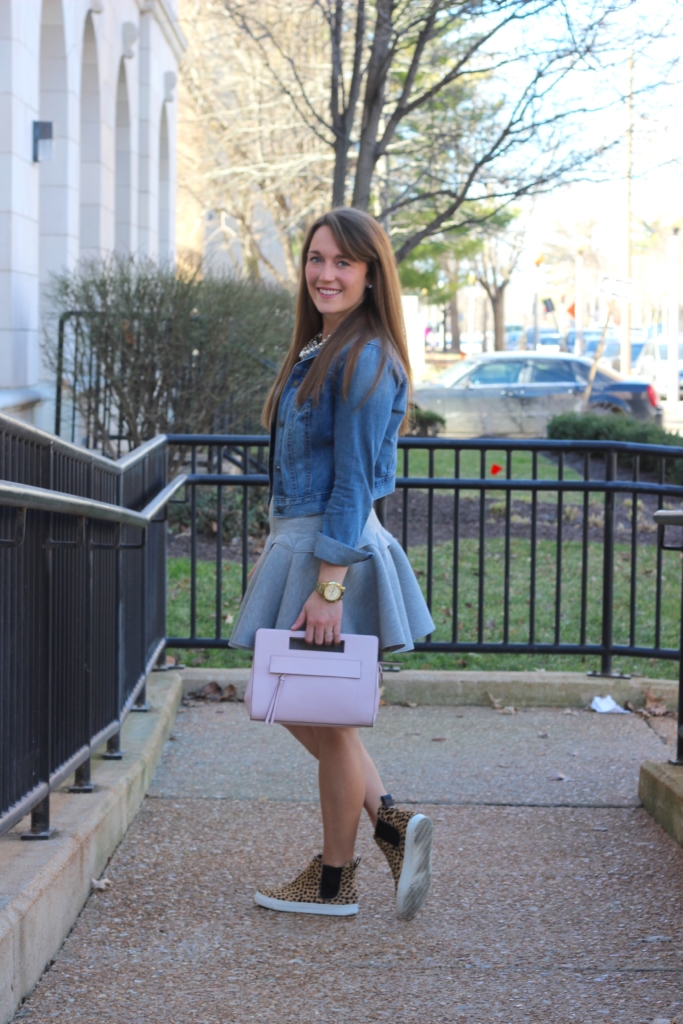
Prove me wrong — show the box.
[501,0,683,325]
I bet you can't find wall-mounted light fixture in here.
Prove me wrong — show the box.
[32,121,53,163]
[122,21,139,59]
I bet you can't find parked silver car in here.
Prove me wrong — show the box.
[413,353,662,438]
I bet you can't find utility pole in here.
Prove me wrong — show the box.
[623,49,634,374]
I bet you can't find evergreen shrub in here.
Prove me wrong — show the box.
[547,412,683,484]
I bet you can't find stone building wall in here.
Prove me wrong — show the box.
[0,0,186,427]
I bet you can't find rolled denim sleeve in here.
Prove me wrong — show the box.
[313,343,398,566]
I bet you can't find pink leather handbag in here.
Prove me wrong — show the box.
[245,628,380,728]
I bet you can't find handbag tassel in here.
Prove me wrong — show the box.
[265,674,286,725]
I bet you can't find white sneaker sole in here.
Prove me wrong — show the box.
[254,891,359,916]
[395,813,433,921]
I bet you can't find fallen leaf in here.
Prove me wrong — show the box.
[562,709,579,716]
[499,706,516,715]
[537,731,549,738]
[199,681,223,701]
[593,825,608,832]
[224,613,234,624]
[551,771,566,781]
[486,691,503,710]
[431,737,447,742]
[91,877,111,892]
[402,700,418,708]
[219,683,238,702]
[644,685,668,716]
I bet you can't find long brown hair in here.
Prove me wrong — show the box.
[262,208,412,432]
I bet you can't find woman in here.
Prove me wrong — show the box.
[230,207,435,920]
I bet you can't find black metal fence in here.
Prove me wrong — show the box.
[4,425,683,839]
[165,434,683,680]
[0,415,183,839]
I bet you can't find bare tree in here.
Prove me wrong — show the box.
[222,0,676,262]
[178,0,333,280]
[474,216,526,350]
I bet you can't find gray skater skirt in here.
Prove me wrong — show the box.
[229,507,435,653]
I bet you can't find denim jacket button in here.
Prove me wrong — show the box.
[276,506,283,513]
[275,464,281,470]
[278,420,284,427]
[293,380,300,388]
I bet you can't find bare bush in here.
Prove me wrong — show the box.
[44,257,294,466]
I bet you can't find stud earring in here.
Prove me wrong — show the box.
[367,284,373,289]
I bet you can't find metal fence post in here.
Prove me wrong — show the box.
[670,546,683,766]
[21,796,52,841]
[22,521,55,839]
[652,508,683,764]
[601,450,616,675]
[588,449,629,679]
[70,519,94,792]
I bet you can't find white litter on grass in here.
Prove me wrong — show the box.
[590,695,629,714]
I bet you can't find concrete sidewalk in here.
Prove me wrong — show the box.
[13,699,683,1024]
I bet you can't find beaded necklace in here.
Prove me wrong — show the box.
[298,331,331,361]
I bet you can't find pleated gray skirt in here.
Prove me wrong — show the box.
[229,507,435,653]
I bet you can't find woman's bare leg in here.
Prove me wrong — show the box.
[315,726,366,865]
[286,724,386,827]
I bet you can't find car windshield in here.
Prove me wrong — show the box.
[526,329,559,342]
[584,339,621,359]
[467,361,525,385]
[436,361,475,387]
[658,343,683,360]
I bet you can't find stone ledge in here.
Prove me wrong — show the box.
[0,673,182,1024]
[177,666,677,709]
[639,760,683,848]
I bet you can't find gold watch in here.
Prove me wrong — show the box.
[315,580,345,603]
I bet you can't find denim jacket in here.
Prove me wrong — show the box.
[268,339,408,566]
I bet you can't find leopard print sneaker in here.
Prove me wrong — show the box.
[254,855,360,916]
[374,798,433,921]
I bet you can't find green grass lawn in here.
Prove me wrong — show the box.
[167,536,681,679]
[398,447,587,505]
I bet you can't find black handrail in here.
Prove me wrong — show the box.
[0,416,175,840]
[654,508,683,766]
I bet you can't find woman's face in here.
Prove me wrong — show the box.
[305,225,369,327]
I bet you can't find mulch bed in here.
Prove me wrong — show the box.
[381,490,668,547]
[168,488,677,564]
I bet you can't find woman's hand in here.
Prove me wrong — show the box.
[292,591,343,645]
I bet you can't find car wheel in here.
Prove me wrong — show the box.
[590,401,625,416]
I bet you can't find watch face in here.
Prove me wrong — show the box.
[324,582,342,601]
